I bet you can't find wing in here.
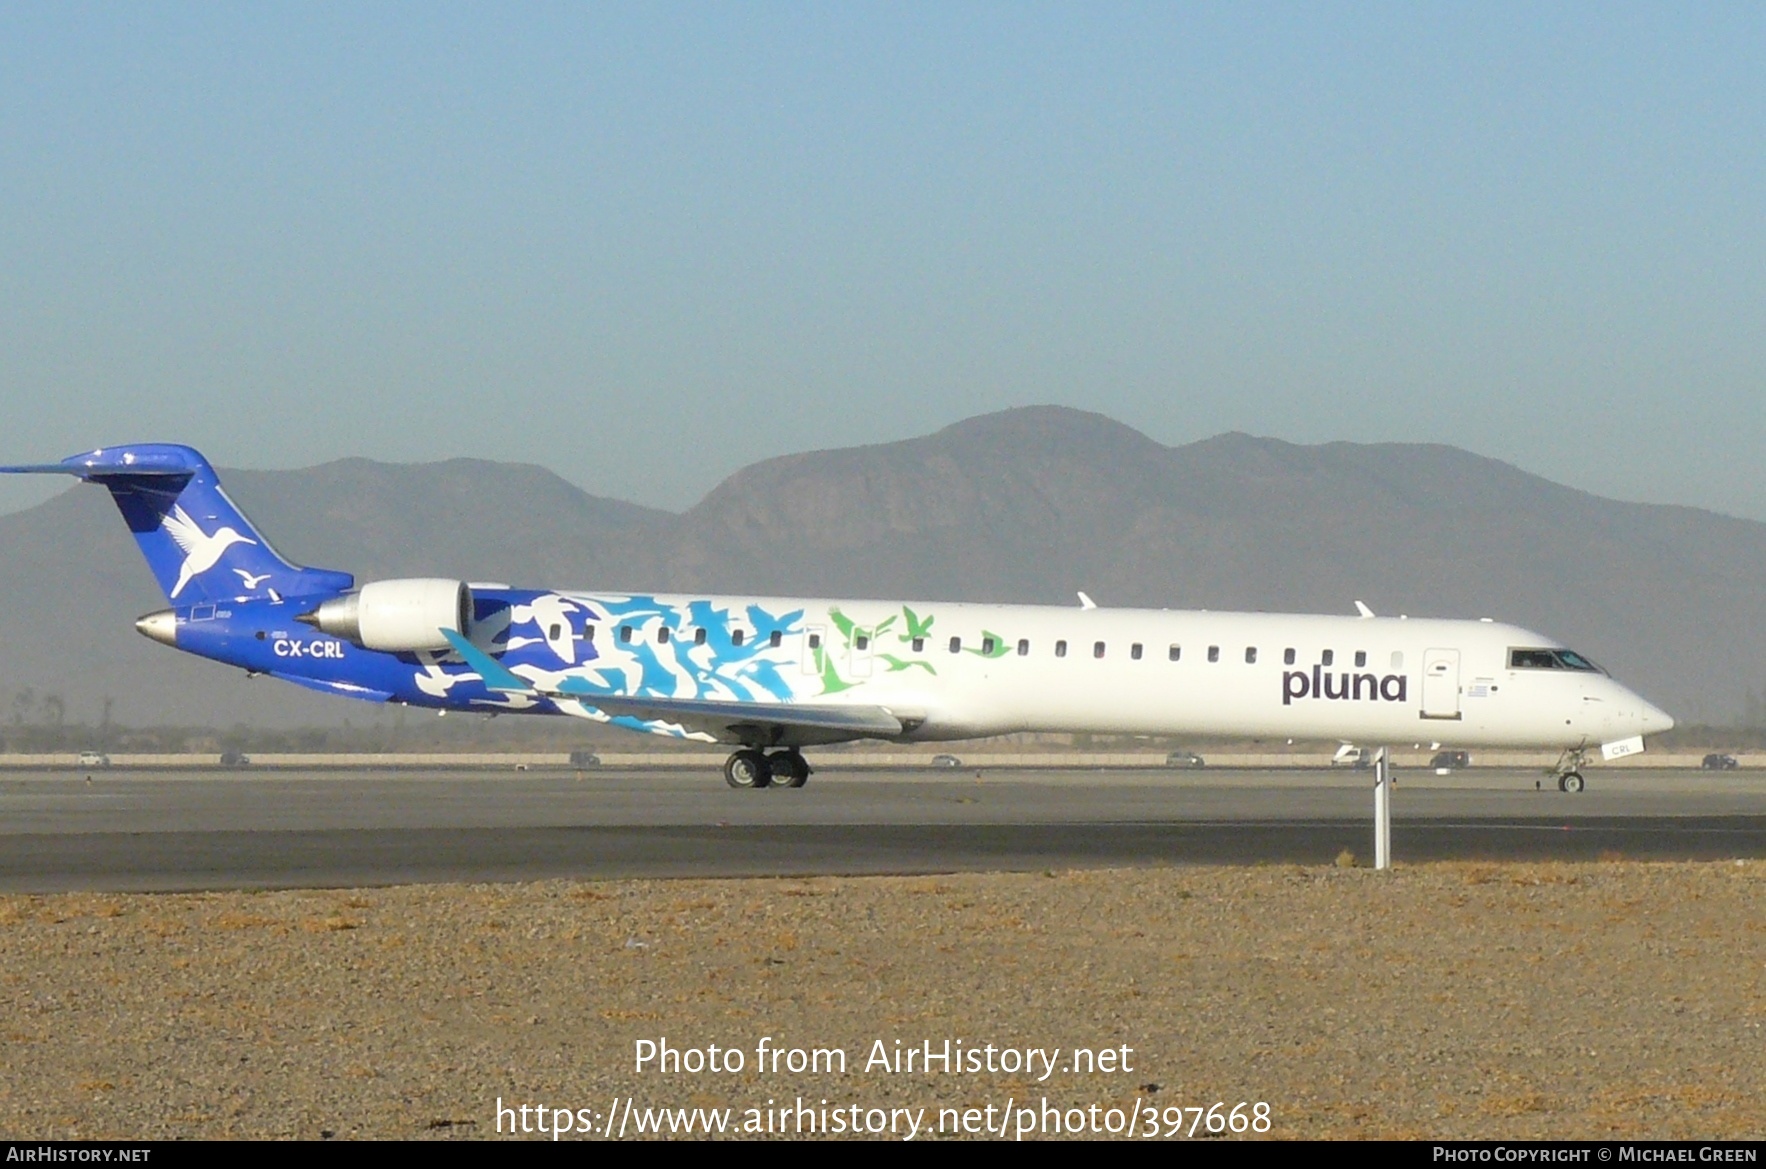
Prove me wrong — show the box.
[439,630,903,744]
[558,686,903,743]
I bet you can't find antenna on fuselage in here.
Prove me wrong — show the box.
[1077,592,1098,610]
[1354,601,1375,618]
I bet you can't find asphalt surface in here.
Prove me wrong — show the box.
[2,765,1763,892]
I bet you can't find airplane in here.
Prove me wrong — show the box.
[2,444,1674,792]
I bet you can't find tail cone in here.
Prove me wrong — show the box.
[135,609,176,647]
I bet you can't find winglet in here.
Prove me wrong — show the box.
[440,629,532,693]
[1354,601,1375,618]
[1077,591,1098,610]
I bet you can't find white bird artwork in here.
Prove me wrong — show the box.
[233,568,271,590]
[163,505,256,598]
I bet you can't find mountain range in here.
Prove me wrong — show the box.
[1,406,1759,729]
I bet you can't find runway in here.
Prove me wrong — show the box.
[2,765,1763,892]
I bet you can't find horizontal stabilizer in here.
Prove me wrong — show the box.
[0,462,107,476]
[2,443,354,604]
[0,447,210,478]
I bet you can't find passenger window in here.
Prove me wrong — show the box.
[769,630,782,648]
[949,636,962,653]
[1321,649,1334,667]
[912,637,925,652]
[731,629,744,647]
[1354,650,1366,668]
[583,624,596,643]
[1245,647,1257,664]
[856,634,869,650]
[1131,643,1143,661]
[619,625,633,644]
[981,637,995,655]
[1283,648,1296,665]
[1055,640,1068,658]
[1208,646,1220,663]
[1093,641,1106,659]
[1017,639,1030,656]
[808,633,820,650]
[657,627,670,645]
[549,623,561,641]
[1168,645,1181,661]
[695,628,707,645]
[1390,651,1403,669]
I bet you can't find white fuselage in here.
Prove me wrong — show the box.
[551,592,1673,751]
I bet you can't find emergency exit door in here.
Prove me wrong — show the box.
[1420,648,1462,720]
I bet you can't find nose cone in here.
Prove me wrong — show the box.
[1640,701,1675,736]
[135,609,177,647]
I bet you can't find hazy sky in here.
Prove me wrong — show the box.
[3,4,1762,520]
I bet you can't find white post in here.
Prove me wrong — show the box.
[1373,746,1392,871]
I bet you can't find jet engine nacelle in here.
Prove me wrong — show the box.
[300,578,471,652]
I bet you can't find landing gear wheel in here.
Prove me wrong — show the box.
[768,750,811,788]
[1549,748,1591,796]
[724,749,772,790]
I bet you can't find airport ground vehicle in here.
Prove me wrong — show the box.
[1331,745,1371,769]
[1429,750,1471,771]
[930,754,963,768]
[76,751,110,768]
[1703,753,1739,770]
[1165,750,1206,768]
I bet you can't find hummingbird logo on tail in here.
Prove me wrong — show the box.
[163,505,256,599]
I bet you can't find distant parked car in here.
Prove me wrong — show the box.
[569,750,602,767]
[930,754,962,768]
[77,751,110,768]
[1429,750,1471,772]
[1702,753,1739,771]
[219,750,251,768]
[1165,750,1206,769]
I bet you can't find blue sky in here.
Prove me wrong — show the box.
[3,4,1762,518]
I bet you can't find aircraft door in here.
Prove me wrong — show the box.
[1420,648,1462,720]
[850,626,874,677]
[803,625,826,676]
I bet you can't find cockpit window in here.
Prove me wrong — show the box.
[1509,647,1603,672]
[1555,649,1602,672]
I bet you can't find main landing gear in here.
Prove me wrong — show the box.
[1549,748,1589,794]
[723,748,812,790]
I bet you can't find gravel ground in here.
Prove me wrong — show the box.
[1,860,1762,1141]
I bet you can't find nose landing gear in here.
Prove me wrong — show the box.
[722,748,811,790]
[1549,748,1590,794]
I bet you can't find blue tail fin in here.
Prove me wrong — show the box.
[0,444,354,604]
